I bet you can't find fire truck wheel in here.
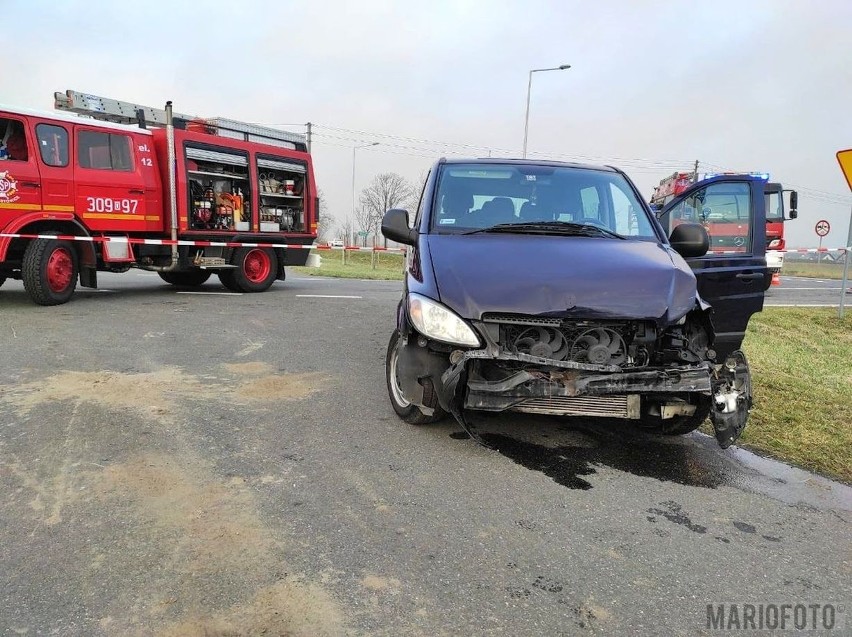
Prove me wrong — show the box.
[157,271,212,287]
[217,270,241,293]
[0,275,6,288]
[227,247,278,292]
[22,239,79,306]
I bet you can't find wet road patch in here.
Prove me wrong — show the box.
[450,420,726,490]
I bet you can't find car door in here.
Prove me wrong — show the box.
[659,176,767,359]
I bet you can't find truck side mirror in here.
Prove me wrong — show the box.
[789,191,798,219]
[669,222,709,258]
[381,208,417,245]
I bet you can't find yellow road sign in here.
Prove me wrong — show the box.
[837,149,852,191]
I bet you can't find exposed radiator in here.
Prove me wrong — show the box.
[511,394,640,419]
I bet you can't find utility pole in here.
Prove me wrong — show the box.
[522,64,571,158]
[692,159,699,183]
[305,122,312,153]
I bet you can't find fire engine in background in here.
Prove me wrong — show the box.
[0,90,318,305]
[650,171,797,290]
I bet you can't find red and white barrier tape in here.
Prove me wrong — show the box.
[0,232,844,256]
[0,232,407,253]
[710,247,848,255]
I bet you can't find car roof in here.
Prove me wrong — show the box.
[438,157,617,173]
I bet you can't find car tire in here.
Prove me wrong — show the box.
[386,330,447,425]
[158,270,211,286]
[639,398,712,436]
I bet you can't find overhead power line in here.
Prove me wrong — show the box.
[312,125,852,204]
[311,124,696,169]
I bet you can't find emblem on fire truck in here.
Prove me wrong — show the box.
[0,170,20,203]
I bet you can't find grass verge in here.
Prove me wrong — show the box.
[782,261,847,280]
[290,250,405,281]
[734,307,852,482]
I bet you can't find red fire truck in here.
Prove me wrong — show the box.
[650,171,797,289]
[0,90,318,305]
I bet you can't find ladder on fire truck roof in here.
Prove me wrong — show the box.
[53,89,307,151]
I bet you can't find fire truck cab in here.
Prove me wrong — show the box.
[0,91,318,305]
[651,171,797,290]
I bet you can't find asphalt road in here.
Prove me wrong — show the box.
[0,272,849,636]
[765,275,850,307]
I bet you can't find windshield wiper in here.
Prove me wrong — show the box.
[462,221,626,239]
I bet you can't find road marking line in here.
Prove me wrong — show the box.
[775,287,842,290]
[296,294,363,299]
[176,291,243,296]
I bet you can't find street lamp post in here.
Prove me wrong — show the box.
[352,142,379,247]
[522,64,571,158]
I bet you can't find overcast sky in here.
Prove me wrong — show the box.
[5,0,851,247]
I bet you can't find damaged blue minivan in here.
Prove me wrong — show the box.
[381,159,771,448]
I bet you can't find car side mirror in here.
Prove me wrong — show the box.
[669,222,709,258]
[381,208,417,246]
[788,190,798,219]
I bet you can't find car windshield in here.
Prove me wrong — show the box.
[431,163,658,239]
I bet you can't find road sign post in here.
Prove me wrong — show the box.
[835,149,852,318]
[815,219,830,263]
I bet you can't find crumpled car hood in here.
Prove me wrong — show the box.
[426,234,697,326]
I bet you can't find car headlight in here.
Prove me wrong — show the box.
[408,293,481,347]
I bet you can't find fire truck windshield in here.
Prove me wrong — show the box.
[765,190,784,222]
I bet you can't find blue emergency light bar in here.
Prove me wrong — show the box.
[701,172,770,181]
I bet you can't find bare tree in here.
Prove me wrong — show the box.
[354,204,377,245]
[358,173,416,246]
[315,189,332,243]
[338,216,355,245]
[415,170,430,204]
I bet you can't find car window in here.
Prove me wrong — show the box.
[431,163,657,238]
[579,186,600,219]
[664,182,753,254]
[36,124,69,167]
[610,182,643,235]
[77,130,134,171]
[0,117,29,162]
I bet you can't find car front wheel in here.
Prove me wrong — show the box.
[385,330,447,425]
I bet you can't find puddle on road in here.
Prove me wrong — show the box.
[450,417,852,511]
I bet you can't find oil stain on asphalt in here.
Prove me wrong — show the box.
[451,422,725,490]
